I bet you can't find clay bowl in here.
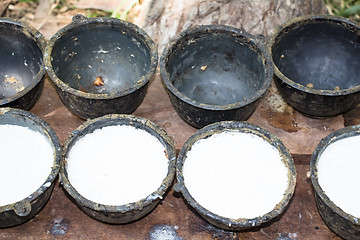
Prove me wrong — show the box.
[310,125,360,239]
[269,15,360,117]
[0,108,61,228]
[45,15,157,119]
[0,18,46,110]
[60,114,176,224]
[175,121,296,231]
[160,25,273,128]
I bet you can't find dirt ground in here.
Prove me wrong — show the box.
[0,0,143,39]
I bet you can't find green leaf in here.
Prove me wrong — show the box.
[341,4,360,16]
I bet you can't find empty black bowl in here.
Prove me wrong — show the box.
[0,18,46,110]
[45,15,157,119]
[160,25,273,128]
[269,15,360,117]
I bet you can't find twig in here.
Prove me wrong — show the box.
[119,0,139,20]
[36,0,59,30]
[260,229,275,239]
[0,0,11,17]
[111,0,126,18]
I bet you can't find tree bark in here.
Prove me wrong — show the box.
[134,0,327,51]
[0,0,11,16]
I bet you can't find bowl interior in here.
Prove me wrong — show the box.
[0,22,43,99]
[165,31,266,106]
[50,22,152,95]
[272,18,360,91]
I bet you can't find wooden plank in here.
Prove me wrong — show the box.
[1,76,342,239]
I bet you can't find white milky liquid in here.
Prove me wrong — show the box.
[183,131,289,219]
[317,135,360,218]
[0,125,54,206]
[66,125,169,206]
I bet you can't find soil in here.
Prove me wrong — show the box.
[0,0,143,39]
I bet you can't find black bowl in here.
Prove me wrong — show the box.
[60,114,176,224]
[175,121,296,231]
[0,18,46,110]
[45,15,157,119]
[311,125,360,239]
[160,25,273,128]
[269,15,360,117]
[0,108,61,228]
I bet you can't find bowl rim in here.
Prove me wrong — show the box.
[160,24,274,111]
[175,121,297,230]
[44,16,158,100]
[310,125,360,225]
[0,108,61,215]
[0,18,47,106]
[60,114,176,215]
[268,14,360,96]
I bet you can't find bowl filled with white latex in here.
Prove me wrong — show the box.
[0,108,61,228]
[60,114,176,224]
[311,125,360,240]
[175,121,296,231]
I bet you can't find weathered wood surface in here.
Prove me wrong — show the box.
[1,80,340,240]
[2,0,358,239]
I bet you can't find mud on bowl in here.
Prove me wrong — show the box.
[175,121,296,231]
[160,25,273,128]
[0,108,61,228]
[45,15,158,119]
[0,18,46,110]
[311,125,360,240]
[269,15,360,117]
[60,114,176,224]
